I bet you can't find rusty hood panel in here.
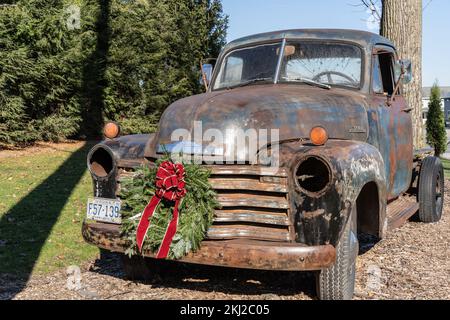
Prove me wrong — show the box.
[146,84,369,159]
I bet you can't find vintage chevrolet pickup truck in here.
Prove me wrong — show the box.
[82,29,445,300]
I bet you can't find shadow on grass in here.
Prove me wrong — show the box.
[0,143,93,299]
[0,0,111,300]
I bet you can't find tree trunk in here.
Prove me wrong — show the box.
[381,0,423,149]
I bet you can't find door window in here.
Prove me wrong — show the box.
[372,51,396,95]
[378,52,395,95]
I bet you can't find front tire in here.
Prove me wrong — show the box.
[418,156,444,223]
[316,207,358,300]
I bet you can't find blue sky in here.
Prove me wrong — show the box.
[221,0,450,87]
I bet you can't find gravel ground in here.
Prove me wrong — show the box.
[1,182,449,300]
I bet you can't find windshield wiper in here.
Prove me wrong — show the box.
[282,77,331,90]
[226,77,273,89]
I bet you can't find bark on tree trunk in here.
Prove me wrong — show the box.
[381,0,423,148]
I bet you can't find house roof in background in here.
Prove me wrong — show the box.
[422,87,450,99]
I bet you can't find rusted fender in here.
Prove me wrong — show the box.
[279,140,387,247]
[87,134,153,198]
[101,134,153,163]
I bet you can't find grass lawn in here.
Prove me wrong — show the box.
[0,142,99,276]
[441,158,450,179]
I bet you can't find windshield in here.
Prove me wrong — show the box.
[212,41,362,90]
[279,42,362,88]
[212,42,281,90]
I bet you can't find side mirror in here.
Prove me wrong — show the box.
[388,59,413,106]
[394,59,413,84]
[200,63,214,90]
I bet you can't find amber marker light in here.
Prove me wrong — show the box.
[310,126,328,146]
[103,121,120,139]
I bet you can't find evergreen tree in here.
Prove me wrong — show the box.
[426,83,447,157]
[0,0,82,144]
[0,0,228,145]
[101,0,228,135]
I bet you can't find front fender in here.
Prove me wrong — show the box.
[102,134,154,162]
[87,134,154,198]
[280,140,387,246]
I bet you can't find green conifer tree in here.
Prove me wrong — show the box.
[0,0,82,144]
[101,0,228,135]
[426,83,447,157]
[0,0,228,144]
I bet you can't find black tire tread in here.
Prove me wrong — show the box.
[418,156,444,223]
[318,212,356,300]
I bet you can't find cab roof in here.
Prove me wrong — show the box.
[224,29,395,51]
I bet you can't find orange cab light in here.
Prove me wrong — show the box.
[310,126,328,146]
[103,121,120,139]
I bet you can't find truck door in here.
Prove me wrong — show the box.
[370,46,413,200]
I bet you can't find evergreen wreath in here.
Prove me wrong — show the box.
[120,158,220,259]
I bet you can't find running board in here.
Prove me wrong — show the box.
[386,196,419,231]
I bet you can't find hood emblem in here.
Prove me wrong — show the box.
[349,126,366,134]
[157,142,224,156]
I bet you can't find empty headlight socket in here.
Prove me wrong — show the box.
[294,155,333,198]
[87,145,116,180]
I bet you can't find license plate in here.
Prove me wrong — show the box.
[86,198,122,224]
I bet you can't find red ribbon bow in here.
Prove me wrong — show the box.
[136,161,187,258]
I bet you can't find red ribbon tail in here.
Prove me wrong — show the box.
[136,196,161,252]
[156,199,180,259]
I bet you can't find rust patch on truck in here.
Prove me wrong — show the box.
[84,29,416,273]
[82,221,336,271]
[303,209,326,220]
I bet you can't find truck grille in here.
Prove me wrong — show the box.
[116,162,293,243]
[206,165,293,242]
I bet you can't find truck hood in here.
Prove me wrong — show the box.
[146,84,369,159]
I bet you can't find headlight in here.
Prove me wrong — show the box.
[295,156,332,196]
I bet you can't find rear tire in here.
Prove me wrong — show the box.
[316,207,358,300]
[418,156,444,223]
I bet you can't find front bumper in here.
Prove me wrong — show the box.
[82,221,336,271]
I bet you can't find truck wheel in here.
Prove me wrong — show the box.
[418,156,445,223]
[121,255,161,281]
[316,207,358,300]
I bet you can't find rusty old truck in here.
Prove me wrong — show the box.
[83,29,445,300]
